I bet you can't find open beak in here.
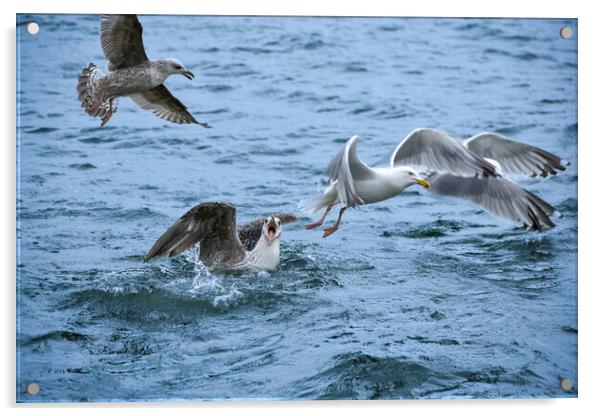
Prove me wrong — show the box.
[266,219,278,242]
[181,70,194,80]
[414,178,431,189]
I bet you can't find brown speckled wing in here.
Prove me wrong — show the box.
[130,85,209,126]
[100,15,148,71]
[144,202,245,264]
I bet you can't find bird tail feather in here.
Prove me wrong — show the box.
[298,191,333,215]
[77,63,117,125]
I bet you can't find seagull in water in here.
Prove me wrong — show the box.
[144,202,297,271]
[77,14,209,127]
[300,128,567,237]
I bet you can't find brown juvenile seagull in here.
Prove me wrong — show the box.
[77,14,210,127]
[300,128,566,237]
[144,202,297,271]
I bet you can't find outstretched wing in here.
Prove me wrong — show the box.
[100,14,148,71]
[390,128,498,177]
[237,213,297,252]
[325,136,378,208]
[129,85,209,126]
[429,173,557,231]
[144,202,245,262]
[464,132,567,177]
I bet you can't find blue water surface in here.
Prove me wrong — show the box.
[16,15,577,401]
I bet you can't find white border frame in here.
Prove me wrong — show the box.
[3,1,601,415]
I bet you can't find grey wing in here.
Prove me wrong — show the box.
[100,14,148,71]
[325,136,377,208]
[464,133,567,177]
[144,202,245,262]
[129,85,209,126]
[324,141,349,181]
[237,213,297,252]
[428,173,557,231]
[390,128,498,177]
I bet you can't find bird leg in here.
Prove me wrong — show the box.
[305,204,334,229]
[323,207,347,238]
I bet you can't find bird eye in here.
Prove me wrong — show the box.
[174,64,182,70]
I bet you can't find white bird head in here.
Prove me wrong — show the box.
[262,216,282,244]
[160,58,195,80]
[394,167,431,190]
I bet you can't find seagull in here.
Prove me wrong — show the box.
[77,14,209,127]
[144,202,297,271]
[300,128,567,237]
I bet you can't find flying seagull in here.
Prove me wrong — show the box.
[77,14,209,127]
[300,128,566,237]
[144,202,297,271]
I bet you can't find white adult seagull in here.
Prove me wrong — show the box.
[300,128,566,237]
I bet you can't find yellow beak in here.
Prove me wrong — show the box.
[414,178,431,189]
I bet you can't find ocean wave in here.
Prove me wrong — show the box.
[294,352,462,399]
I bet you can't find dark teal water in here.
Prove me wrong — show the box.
[16,15,577,401]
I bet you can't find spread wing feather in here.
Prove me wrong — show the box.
[464,132,567,177]
[324,136,377,208]
[130,85,207,125]
[100,14,148,71]
[390,128,498,177]
[429,173,556,231]
[144,202,245,263]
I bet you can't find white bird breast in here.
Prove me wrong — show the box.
[353,169,411,205]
